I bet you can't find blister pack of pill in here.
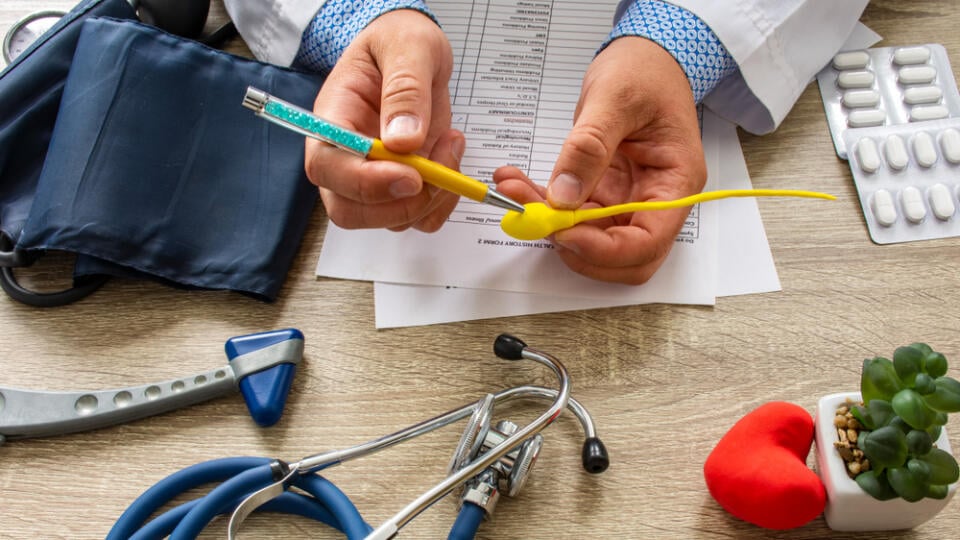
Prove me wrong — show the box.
[843,117,960,244]
[817,44,960,159]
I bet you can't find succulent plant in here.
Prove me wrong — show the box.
[850,343,960,502]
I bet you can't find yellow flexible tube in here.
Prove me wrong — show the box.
[500,189,836,240]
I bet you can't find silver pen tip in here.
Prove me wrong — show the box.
[484,189,526,213]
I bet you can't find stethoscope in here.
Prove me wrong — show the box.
[107,334,610,539]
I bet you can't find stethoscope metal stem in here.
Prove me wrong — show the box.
[364,345,570,539]
[491,385,598,440]
[293,386,595,475]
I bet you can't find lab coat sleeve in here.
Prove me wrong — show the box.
[222,0,329,66]
[616,0,869,134]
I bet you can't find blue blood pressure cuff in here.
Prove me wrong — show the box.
[6,15,322,303]
[0,0,136,266]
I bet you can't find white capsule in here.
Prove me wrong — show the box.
[903,85,943,105]
[833,51,870,70]
[855,137,881,173]
[940,128,960,164]
[884,135,909,170]
[837,70,875,89]
[899,65,937,85]
[848,109,886,128]
[893,46,932,65]
[912,132,938,167]
[871,189,898,226]
[928,183,956,220]
[910,104,949,122]
[901,187,927,223]
[843,89,881,108]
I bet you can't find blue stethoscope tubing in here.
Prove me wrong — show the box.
[107,456,373,539]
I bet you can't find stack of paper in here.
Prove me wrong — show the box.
[315,0,781,327]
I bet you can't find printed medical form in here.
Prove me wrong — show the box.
[316,0,720,304]
[437,0,703,244]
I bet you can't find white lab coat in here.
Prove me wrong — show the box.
[222,0,329,69]
[224,0,869,135]
[634,0,871,134]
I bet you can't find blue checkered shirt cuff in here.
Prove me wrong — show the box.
[606,0,738,103]
[294,0,437,75]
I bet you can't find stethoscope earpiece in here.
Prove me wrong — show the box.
[581,437,610,474]
[494,334,527,360]
[132,0,210,40]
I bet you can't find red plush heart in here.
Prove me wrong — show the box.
[704,401,826,530]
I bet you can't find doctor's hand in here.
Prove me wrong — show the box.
[304,9,462,233]
[494,36,707,284]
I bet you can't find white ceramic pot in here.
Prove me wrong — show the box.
[814,391,957,531]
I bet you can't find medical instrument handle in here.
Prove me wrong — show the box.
[0,336,302,442]
[364,335,571,539]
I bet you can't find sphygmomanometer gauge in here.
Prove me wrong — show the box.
[2,10,66,64]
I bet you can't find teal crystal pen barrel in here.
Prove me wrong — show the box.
[242,87,374,155]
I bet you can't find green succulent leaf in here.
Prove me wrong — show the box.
[918,448,960,485]
[914,373,937,395]
[894,346,925,386]
[892,389,938,430]
[888,416,912,433]
[908,343,934,356]
[924,353,948,378]
[927,484,949,500]
[907,458,932,482]
[855,400,893,430]
[888,467,928,502]
[926,424,943,442]
[861,426,908,469]
[924,377,960,413]
[856,470,899,501]
[862,357,903,403]
[850,405,869,429]
[906,430,934,456]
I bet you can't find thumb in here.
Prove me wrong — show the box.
[376,24,449,153]
[547,86,634,209]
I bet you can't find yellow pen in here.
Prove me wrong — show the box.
[242,87,525,213]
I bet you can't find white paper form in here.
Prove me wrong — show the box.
[368,21,887,327]
[374,111,777,328]
[316,0,718,304]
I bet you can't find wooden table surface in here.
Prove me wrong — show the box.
[2,1,960,538]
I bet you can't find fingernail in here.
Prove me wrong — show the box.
[385,114,420,138]
[390,178,419,198]
[548,173,583,206]
[554,238,580,255]
[451,136,465,163]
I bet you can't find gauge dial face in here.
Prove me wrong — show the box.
[3,11,66,64]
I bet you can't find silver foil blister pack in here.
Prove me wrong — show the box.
[842,117,960,245]
[817,44,960,159]
[818,44,960,244]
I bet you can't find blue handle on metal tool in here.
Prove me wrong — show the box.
[0,329,304,444]
[227,328,303,427]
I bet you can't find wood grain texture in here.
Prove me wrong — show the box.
[2,1,959,538]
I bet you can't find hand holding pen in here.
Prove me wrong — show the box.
[244,87,524,214]
[290,11,510,233]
